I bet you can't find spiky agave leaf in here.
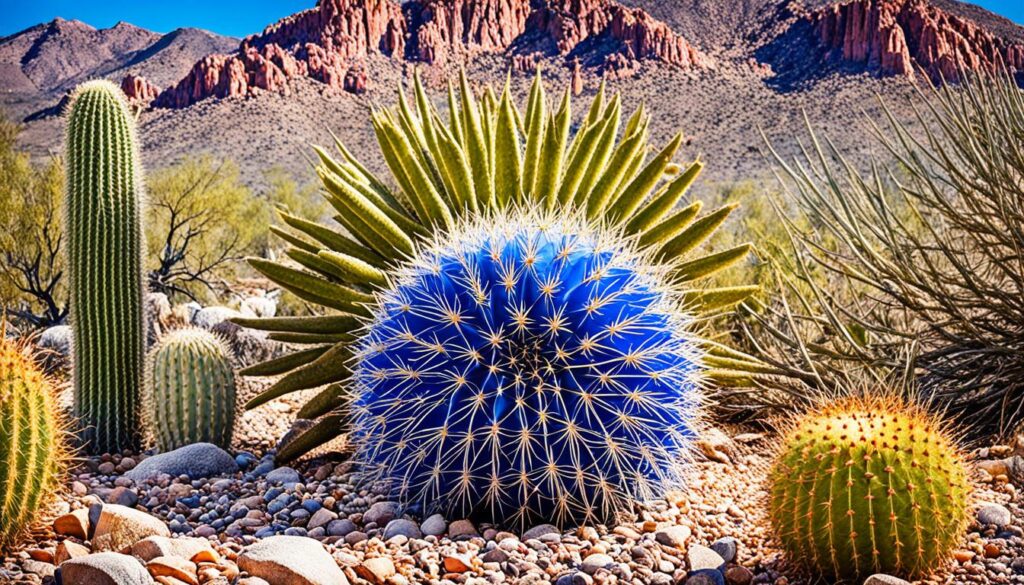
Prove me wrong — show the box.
[236,71,761,462]
[359,209,702,527]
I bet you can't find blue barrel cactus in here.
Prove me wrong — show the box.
[354,214,701,526]
[234,72,763,526]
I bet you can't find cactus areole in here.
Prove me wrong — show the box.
[768,398,972,580]
[65,80,146,454]
[353,213,702,527]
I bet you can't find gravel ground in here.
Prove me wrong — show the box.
[1,411,1021,585]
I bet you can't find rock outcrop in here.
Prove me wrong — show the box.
[407,0,533,65]
[530,0,707,69]
[120,74,159,105]
[155,0,707,108]
[810,0,1024,81]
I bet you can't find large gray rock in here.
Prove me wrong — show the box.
[192,306,242,329]
[60,552,154,584]
[126,443,238,482]
[238,535,349,585]
[38,325,72,355]
[37,325,72,371]
[92,505,170,552]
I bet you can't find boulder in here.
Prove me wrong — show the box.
[131,536,218,563]
[53,509,90,539]
[191,306,242,329]
[92,505,171,552]
[237,535,349,585]
[126,443,238,482]
[60,552,154,584]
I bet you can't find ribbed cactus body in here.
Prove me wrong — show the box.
[149,328,236,451]
[0,335,64,551]
[768,398,971,580]
[65,80,146,454]
[354,213,702,528]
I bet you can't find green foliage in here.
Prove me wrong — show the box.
[769,396,971,580]
[146,156,262,301]
[754,72,1024,434]
[65,80,146,454]
[146,157,326,306]
[147,327,236,451]
[0,330,66,551]
[238,71,760,462]
[0,113,66,327]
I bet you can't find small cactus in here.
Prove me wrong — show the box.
[768,397,971,580]
[65,80,146,454]
[0,330,66,551]
[148,328,236,451]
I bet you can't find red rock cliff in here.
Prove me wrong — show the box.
[156,0,707,108]
[811,0,1024,81]
[120,74,160,105]
[530,0,706,69]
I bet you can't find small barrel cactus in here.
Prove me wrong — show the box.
[353,212,702,527]
[148,328,236,451]
[65,80,146,454]
[768,397,971,580]
[0,331,66,551]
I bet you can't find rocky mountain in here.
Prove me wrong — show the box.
[2,0,1023,188]
[0,17,235,119]
[154,0,706,108]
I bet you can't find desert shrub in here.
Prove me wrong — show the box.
[0,113,66,327]
[750,71,1024,434]
[146,156,265,302]
[146,156,327,306]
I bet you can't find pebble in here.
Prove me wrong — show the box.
[724,565,753,585]
[710,537,738,563]
[688,569,726,585]
[522,524,559,540]
[580,553,614,574]
[421,513,447,536]
[383,518,422,540]
[977,503,1013,527]
[355,557,395,584]
[362,501,400,526]
[448,519,478,539]
[688,544,725,571]
[655,525,691,549]
[264,466,301,487]
[863,575,911,585]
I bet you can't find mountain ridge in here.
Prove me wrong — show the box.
[2,0,1023,190]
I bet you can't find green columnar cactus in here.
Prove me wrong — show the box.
[65,80,146,454]
[148,328,236,451]
[0,331,66,551]
[768,398,972,580]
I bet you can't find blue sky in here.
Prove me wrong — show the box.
[0,0,1022,39]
